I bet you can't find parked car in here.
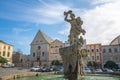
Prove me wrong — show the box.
[117,69,120,72]
[95,69,103,72]
[56,66,64,72]
[2,63,14,68]
[107,69,114,72]
[102,68,113,72]
[39,66,51,72]
[30,66,40,72]
[83,68,91,72]
[48,66,56,71]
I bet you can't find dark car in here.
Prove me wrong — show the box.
[56,66,64,72]
[38,66,50,72]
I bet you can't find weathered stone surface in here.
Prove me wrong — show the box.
[60,10,87,80]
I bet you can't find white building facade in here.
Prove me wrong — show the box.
[30,30,64,66]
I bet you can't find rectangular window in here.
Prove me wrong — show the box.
[114,48,118,52]
[42,52,44,56]
[87,49,90,52]
[3,51,5,56]
[96,49,99,52]
[33,52,35,57]
[8,46,10,50]
[7,52,10,57]
[92,56,94,60]
[38,46,41,50]
[37,58,40,61]
[103,49,106,53]
[109,48,112,53]
[91,49,94,52]
[88,56,90,60]
[4,46,6,49]
[96,56,99,60]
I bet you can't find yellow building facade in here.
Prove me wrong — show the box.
[0,40,13,63]
[87,44,102,68]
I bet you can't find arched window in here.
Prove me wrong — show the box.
[38,46,41,50]
[21,59,23,62]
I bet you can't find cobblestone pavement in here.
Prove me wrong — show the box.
[0,67,30,77]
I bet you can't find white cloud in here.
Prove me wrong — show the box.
[13,28,32,35]
[83,0,120,44]
[59,0,120,45]
[32,1,71,24]
[90,0,120,5]
[0,0,72,25]
[58,24,70,36]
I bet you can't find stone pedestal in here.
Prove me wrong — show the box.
[60,45,87,80]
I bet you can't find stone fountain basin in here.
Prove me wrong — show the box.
[15,72,120,80]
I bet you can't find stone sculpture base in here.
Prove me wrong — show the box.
[60,46,85,80]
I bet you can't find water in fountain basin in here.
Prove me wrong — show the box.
[15,75,120,80]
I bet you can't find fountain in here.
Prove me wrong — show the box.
[13,10,120,80]
[59,10,87,80]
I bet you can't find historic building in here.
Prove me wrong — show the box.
[49,40,64,62]
[0,40,13,63]
[87,44,102,68]
[102,35,120,68]
[12,52,30,67]
[30,30,64,66]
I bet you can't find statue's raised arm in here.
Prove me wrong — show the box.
[64,10,74,22]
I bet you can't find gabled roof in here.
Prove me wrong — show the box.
[31,30,54,44]
[41,30,54,43]
[51,39,63,44]
[0,40,13,46]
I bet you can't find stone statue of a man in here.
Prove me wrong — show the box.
[64,10,85,45]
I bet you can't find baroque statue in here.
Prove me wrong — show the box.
[60,10,87,80]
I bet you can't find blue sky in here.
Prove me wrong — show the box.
[0,0,120,54]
